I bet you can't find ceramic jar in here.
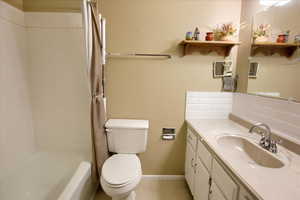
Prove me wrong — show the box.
[277,34,286,43]
[186,32,193,40]
[205,32,214,41]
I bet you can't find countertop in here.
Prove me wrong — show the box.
[186,119,300,200]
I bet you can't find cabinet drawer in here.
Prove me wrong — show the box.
[187,128,197,150]
[212,159,238,200]
[197,138,212,172]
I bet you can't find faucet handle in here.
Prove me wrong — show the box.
[259,133,271,149]
[259,133,266,145]
[276,139,283,145]
[269,140,278,153]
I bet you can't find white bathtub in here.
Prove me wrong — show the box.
[0,152,95,200]
[58,161,97,200]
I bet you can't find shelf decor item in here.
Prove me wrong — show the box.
[277,34,287,43]
[295,35,300,44]
[205,32,214,41]
[193,27,201,40]
[186,31,193,40]
[284,30,290,42]
[253,24,271,42]
[213,23,237,41]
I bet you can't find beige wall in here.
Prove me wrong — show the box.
[100,0,242,175]
[1,0,23,10]
[0,1,35,178]
[25,12,92,157]
[23,0,81,12]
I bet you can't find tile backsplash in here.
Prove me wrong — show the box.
[232,93,300,143]
[185,92,233,120]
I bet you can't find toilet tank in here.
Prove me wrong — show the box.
[105,119,149,154]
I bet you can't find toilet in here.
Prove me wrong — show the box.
[101,119,149,200]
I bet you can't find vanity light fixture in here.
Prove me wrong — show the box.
[260,0,291,7]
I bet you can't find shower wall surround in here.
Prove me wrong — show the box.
[0,0,92,177]
[25,12,91,156]
[0,1,35,178]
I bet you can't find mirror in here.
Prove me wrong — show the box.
[246,0,300,101]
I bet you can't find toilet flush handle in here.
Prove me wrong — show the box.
[105,128,112,133]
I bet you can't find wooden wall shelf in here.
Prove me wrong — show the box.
[251,42,299,58]
[180,40,241,57]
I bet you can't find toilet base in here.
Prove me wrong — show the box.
[112,191,136,200]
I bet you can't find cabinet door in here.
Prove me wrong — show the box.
[194,157,210,200]
[209,182,226,200]
[212,159,238,200]
[185,141,195,195]
[197,138,212,171]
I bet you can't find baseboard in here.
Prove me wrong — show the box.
[142,175,185,181]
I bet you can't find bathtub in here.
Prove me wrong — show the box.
[0,152,97,200]
[58,161,98,200]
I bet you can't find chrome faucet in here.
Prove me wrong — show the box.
[249,123,279,153]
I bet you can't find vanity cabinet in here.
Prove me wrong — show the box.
[212,159,238,200]
[209,182,226,200]
[185,140,196,195]
[185,127,240,200]
[185,128,210,200]
[194,156,210,200]
[238,186,258,200]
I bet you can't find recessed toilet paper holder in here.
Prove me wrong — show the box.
[161,128,176,140]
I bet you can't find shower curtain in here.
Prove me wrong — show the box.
[82,0,108,181]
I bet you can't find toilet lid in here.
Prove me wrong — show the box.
[102,154,141,186]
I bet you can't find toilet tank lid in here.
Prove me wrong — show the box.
[105,119,149,129]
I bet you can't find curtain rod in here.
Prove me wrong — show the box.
[107,53,172,59]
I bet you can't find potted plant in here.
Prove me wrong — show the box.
[253,24,271,42]
[213,23,237,41]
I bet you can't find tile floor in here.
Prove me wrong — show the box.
[94,179,192,200]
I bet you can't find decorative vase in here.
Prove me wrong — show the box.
[255,36,268,42]
[219,35,232,41]
[277,34,286,43]
[205,32,214,41]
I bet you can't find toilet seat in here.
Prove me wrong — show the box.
[101,154,141,188]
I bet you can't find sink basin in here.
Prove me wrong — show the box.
[217,135,284,168]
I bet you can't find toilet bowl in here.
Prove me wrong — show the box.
[101,154,142,200]
[101,119,149,200]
